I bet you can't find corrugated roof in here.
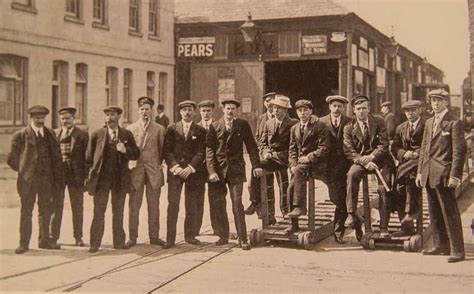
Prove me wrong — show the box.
[175,0,351,23]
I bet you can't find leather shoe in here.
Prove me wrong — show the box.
[150,238,165,246]
[215,238,229,246]
[284,224,299,234]
[287,207,307,218]
[185,238,201,245]
[401,214,414,225]
[113,244,130,250]
[15,246,28,254]
[244,203,258,215]
[126,239,137,247]
[447,254,465,263]
[89,246,99,253]
[39,242,61,250]
[162,242,175,249]
[345,213,361,228]
[354,223,363,242]
[241,242,251,250]
[75,238,85,247]
[333,232,346,244]
[422,247,450,256]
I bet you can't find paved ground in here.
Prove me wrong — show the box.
[0,160,473,293]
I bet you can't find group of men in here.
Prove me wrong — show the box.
[7,88,467,262]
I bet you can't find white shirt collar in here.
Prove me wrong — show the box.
[409,117,421,129]
[158,113,164,118]
[30,122,44,136]
[182,120,192,128]
[357,119,369,134]
[275,117,283,125]
[107,126,119,138]
[330,113,341,124]
[434,108,448,121]
[267,112,273,120]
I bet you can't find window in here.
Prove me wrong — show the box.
[158,72,167,105]
[65,0,83,23]
[11,0,37,13]
[148,0,159,37]
[76,63,87,124]
[105,67,118,106]
[92,0,108,28]
[129,0,141,34]
[146,71,155,99]
[52,60,69,128]
[123,69,133,122]
[0,55,27,126]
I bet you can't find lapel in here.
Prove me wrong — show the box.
[431,113,448,141]
[176,121,185,140]
[97,128,107,158]
[186,122,196,141]
[279,116,290,136]
[26,126,37,146]
[323,115,337,137]
[368,115,377,143]
[337,115,350,139]
[352,120,364,143]
[227,119,237,141]
[302,119,313,145]
[413,119,424,137]
[70,127,77,151]
[294,121,302,146]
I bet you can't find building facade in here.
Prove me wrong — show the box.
[175,0,444,130]
[0,0,175,154]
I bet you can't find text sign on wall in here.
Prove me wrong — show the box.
[177,37,215,58]
[302,35,327,55]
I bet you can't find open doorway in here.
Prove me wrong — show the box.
[265,59,339,117]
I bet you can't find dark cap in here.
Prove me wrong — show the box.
[401,100,423,110]
[263,92,276,101]
[198,99,215,108]
[221,98,241,108]
[351,95,370,107]
[380,101,392,107]
[27,105,50,116]
[103,105,123,114]
[326,95,349,105]
[294,100,313,110]
[427,89,449,100]
[178,100,197,109]
[138,96,155,107]
[58,107,77,115]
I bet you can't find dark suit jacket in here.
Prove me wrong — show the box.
[7,126,65,195]
[256,112,272,144]
[55,126,89,188]
[320,114,352,176]
[343,115,389,167]
[383,112,397,140]
[392,118,425,179]
[417,111,467,188]
[155,114,170,129]
[86,126,140,195]
[206,117,260,184]
[258,115,298,166]
[163,121,207,183]
[288,115,330,170]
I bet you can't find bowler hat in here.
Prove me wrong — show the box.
[58,107,77,115]
[27,105,50,116]
[294,100,313,110]
[270,94,292,109]
[326,95,349,105]
[138,96,155,107]
[351,95,370,107]
[178,100,197,109]
[103,105,123,114]
[221,98,241,108]
[198,99,215,108]
[427,89,449,100]
[401,100,423,110]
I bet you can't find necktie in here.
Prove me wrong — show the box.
[408,123,414,138]
[226,121,232,131]
[275,122,280,134]
[432,115,440,136]
[334,118,339,128]
[184,124,189,137]
[112,130,117,142]
[363,122,370,150]
[300,124,305,136]
[37,130,43,139]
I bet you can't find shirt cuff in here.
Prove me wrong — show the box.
[188,165,196,173]
[450,176,461,185]
[169,165,180,173]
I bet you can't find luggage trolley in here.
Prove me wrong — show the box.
[248,169,316,250]
[360,175,424,252]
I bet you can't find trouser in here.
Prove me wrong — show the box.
[214,180,247,242]
[129,172,162,241]
[166,175,205,244]
[90,181,126,248]
[50,176,84,241]
[19,179,53,247]
[346,164,392,230]
[249,159,289,215]
[288,163,312,208]
[208,181,230,240]
[396,177,421,224]
[326,174,349,234]
[426,185,464,255]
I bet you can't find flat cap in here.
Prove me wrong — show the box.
[27,105,49,116]
[294,99,313,109]
[427,89,449,99]
[263,92,276,101]
[351,95,370,107]
[221,98,241,107]
[178,100,197,109]
[198,99,215,108]
[103,105,123,114]
[326,95,349,104]
[270,94,292,109]
[401,100,423,110]
[58,107,77,115]
[138,96,155,107]
[380,101,392,107]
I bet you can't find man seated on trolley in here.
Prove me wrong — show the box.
[286,100,330,233]
[249,95,298,224]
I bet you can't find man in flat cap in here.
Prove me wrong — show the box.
[197,100,228,240]
[155,104,170,129]
[343,95,391,240]
[416,89,467,263]
[380,101,397,140]
[206,98,261,249]
[286,100,330,232]
[162,100,207,249]
[250,95,298,224]
[125,97,166,247]
[391,100,425,237]
[86,105,140,253]
[245,92,276,216]
[50,107,89,247]
[8,105,64,253]
[319,95,352,243]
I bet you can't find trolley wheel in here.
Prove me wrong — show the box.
[298,231,314,250]
[296,232,304,248]
[409,234,422,252]
[249,229,258,247]
[255,229,265,245]
[403,240,411,252]
[368,238,375,250]
[361,233,372,249]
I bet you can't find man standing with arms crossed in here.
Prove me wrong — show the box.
[416,89,467,263]
[126,97,166,247]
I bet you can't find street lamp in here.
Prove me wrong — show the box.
[385,36,400,59]
[240,12,259,43]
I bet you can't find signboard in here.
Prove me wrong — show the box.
[302,35,327,55]
[177,37,215,58]
[242,97,252,113]
[331,32,346,42]
[218,78,235,101]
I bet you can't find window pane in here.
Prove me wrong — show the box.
[0,80,14,125]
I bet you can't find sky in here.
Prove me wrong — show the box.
[333,0,470,94]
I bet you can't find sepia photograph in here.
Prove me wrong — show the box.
[0,0,473,293]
